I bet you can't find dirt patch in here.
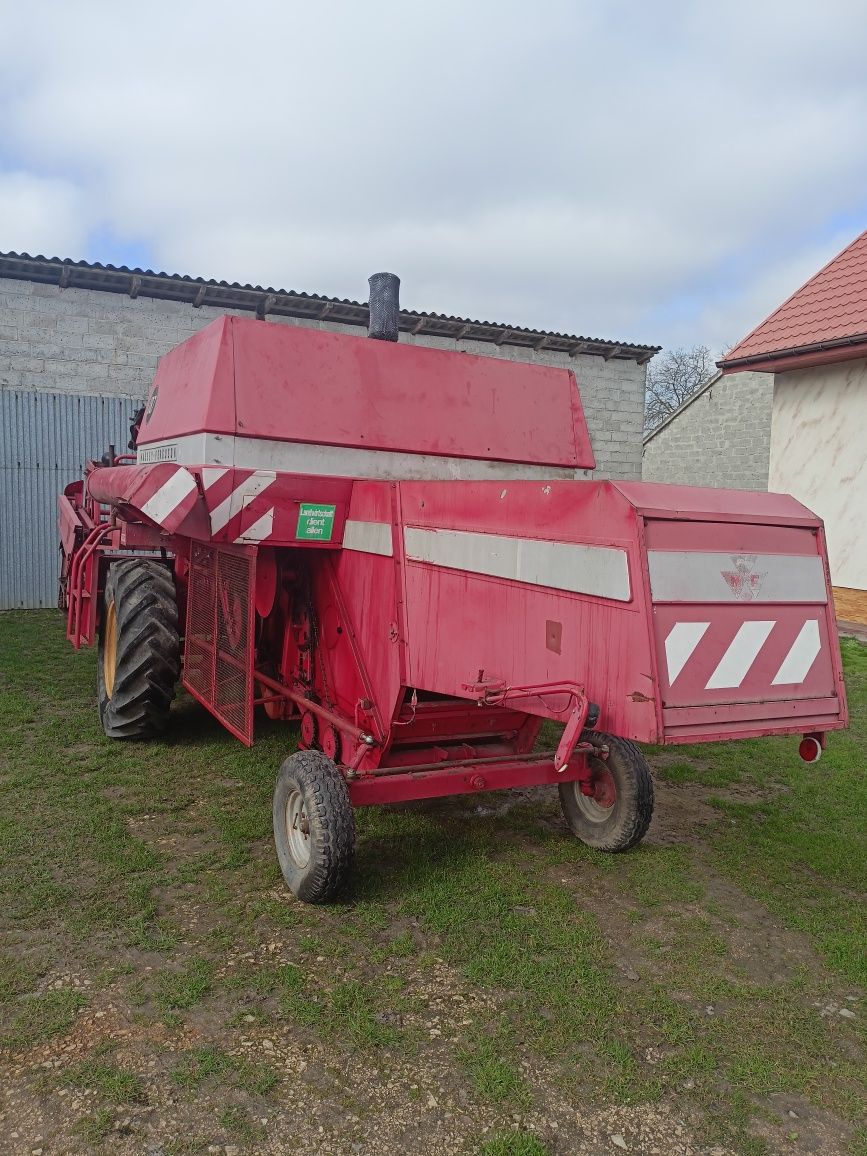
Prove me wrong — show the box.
[0,975,729,1156]
[755,1095,856,1156]
[646,781,722,846]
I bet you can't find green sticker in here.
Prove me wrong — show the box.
[296,503,336,541]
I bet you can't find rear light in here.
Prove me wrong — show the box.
[798,735,822,763]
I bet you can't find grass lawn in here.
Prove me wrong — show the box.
[0,611,864,1155]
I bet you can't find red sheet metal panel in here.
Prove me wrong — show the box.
[86,463,210,538]
[613,480,821,526]
[331,481,403,739]
[652,603,836,708]
[390,478,846,746]
[643,515,847,740]
[137,317,237,445]
[139,315,595,469]
[396,480,657,742]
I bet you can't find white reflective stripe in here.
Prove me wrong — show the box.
[772,619,821,685]
[648,551,827,603]
[137,432,584,482]
[664,622,710,684]
[140,468,197,524]
[343,520,393,557]
[705,620,776,689]
[201,466,229,490]
[234,507,274,544]
[210,471,277,533]
[404,527,630,601]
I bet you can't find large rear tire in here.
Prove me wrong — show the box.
[97,559,180,739]
[558,732,654,851]
[273,750,355,903]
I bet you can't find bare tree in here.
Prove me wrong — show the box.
[644,344,716,431]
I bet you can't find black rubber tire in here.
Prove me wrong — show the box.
[273,750,355,903]
[558,731,654,852]
[97,559,180,739]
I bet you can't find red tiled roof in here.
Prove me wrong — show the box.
[722,229,867,366]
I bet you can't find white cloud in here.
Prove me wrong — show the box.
[1,0,866,350]
[0,172,90,259]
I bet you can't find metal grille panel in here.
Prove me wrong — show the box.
[184,542,255,745]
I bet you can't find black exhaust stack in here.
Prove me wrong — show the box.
[367,272,400,342]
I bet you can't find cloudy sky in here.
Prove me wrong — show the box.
[1,0,866,354]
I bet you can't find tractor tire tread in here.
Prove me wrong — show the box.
[273,750,355,904]
[558,730,654,853]
[98,560,180,740]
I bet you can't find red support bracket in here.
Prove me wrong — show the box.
[554,692,590,772]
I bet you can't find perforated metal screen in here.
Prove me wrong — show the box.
[184,542,255,745]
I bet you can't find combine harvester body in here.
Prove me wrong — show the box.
[58,284,847,900]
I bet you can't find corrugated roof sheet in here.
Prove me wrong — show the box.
[721,230,867,367]
[0,250,659,364]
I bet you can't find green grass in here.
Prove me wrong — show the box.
[0,988,87,1051]
[218,1104,261,1140]
[479,1131,550,1156]
[171,1045,235,1088]
[656,636,867,987]
[0,610,864,1156]
[278,967,409,1049]
[153,959,213,1012]
[64,1057,146,1103]
[171,1045,279,1098]
[73,1107,115,1143]
[460,1033,529,1105]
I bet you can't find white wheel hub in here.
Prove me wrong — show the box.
[285,788,311,867]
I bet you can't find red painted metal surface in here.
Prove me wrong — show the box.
[139,316,595,468]
[57,314,849,811]
[347,752,590,806]
[613,480,823,527]
[87,463,209,538]
[652,605,836,706]
[137,318,236,445]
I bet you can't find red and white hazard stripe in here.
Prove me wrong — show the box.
[139,467,199,529]
[88,463,203,534]
[663,617,823,690]
[198,468,278,544]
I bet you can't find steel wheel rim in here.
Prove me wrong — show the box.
[103,601,118,698]
[285,789,311,867]
[575,760,616,823]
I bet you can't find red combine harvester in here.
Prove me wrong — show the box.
[58,274,847,902]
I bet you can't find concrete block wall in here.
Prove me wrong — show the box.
[0,275,647,479]
[642,370,774,490]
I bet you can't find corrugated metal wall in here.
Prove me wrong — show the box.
[0,389,142,610]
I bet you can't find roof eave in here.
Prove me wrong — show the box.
[718,332,867,375]
[0,251,660,366]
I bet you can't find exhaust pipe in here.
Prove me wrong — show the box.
[368,272,400,342]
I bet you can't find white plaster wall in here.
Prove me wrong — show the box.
[769,358,867,590]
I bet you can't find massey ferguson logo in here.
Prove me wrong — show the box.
[721,554,767,601]
[144,387,159,422]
